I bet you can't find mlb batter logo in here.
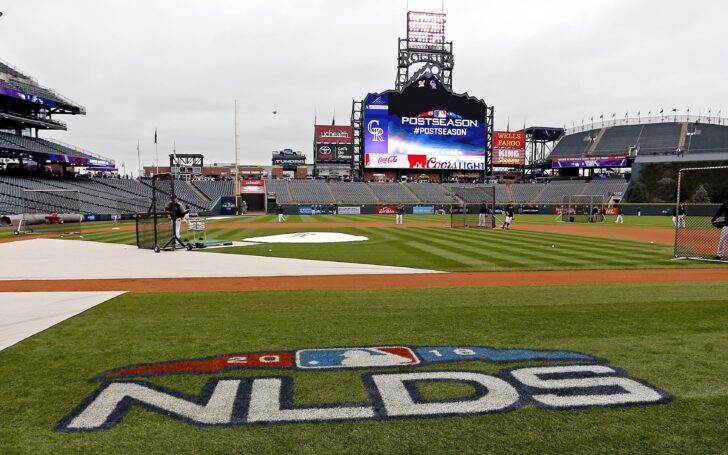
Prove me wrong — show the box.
[297,346,419,369]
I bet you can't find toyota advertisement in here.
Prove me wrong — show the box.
[364,75,487,170]
[315,143,354,162]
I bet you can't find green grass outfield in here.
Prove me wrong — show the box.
[71,214,720,272]
[1,283,728,454]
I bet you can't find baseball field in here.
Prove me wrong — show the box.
[1,214,728,454]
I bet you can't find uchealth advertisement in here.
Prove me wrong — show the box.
[315,125,354,144]
[364,75,487,170]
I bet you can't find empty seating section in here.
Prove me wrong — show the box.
[287,180,335,203]
[0,78,64,105]
[508,184,545,203]
[0,132,99,161]
[191,180,234,204]
[637,123,681,154]
[0,61,32,80]
[593,125,642,155]
[582,179,628,197]
[684,124,728,154]
[406,183,456,203]
[369,183,419,203]
[264,180,293,204]
[535,181,587,203]
[550,130,597,157]
[0,176,634,215]
[445,185,492,203]
[329,182,378,203]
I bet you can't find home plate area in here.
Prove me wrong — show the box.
[243,232,368,243]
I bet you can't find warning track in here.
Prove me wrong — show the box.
[3,268,728,293]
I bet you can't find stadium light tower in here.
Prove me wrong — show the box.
[396,10,453,91]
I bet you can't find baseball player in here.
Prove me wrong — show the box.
[502,202,514,230]
[395,204,404,225]
[712,200,728,260]
[277,205,286,223]
[678,204,687,228]
[478,202,489,227]
[671,206,678,228]
[165,196,184,245]
[615,205,624,224]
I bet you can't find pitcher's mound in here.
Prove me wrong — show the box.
[243,232,368,243]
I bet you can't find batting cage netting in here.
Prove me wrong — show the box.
[136,174,179,251]
[450,186,496,228]
[115,196,151,222]
[17,189,82,236]
[674,166,728,262]
[560,195,606,223]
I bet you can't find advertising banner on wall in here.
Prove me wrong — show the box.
[413,206,435,215]
[315,125,354,144]
[240,179,265,194]
[220,197,237,215]
[375,205,398,214]
[336,206,361,215]
[552,156,628,168]
[363,75,487,170]
[493,131,526,166]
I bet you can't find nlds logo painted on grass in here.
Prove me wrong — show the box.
[56,345,671,432]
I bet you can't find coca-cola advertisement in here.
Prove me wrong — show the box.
[315,125,354,144]
[376,206,398,214]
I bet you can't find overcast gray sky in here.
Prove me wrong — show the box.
[1,0,726,174]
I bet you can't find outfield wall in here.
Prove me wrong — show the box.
[271,203,714,217]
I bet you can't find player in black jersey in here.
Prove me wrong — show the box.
[712,201,728,259]
[478,202,489,227]
[502,202,515,230]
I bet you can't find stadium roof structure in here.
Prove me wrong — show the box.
[0,58,112,169]
[0,58,85,116]
[523,127,565,142]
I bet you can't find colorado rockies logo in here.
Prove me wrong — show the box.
[367,120,384,142]
[56,345,671,432]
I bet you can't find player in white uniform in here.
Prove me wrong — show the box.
[712,201,728,260]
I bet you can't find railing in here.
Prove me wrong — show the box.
[1,74,86,114]
[44,138,115,165]
[564,115,728,135]
[0,57,37,82]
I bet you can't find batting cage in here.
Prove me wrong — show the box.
[560,195,605,223]
[136,174,189,252]
[674,166,728,262]
[115,196,151,223]
[16,189,82,236]
[450,186,496,228]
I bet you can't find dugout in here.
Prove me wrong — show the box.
[240,179,267,213]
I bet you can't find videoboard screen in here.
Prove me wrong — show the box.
[364,75,487,170]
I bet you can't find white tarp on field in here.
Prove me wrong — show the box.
[0,239,435,280]
[0,291,124,351]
